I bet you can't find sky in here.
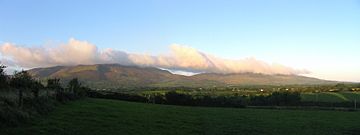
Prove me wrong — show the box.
[0,0,360,82]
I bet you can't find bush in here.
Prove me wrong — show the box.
[87,91,148,103]
[0,63,89,127]
[165,91,194,105]
[153,94,166,104]
[0,105,29,127]
[22,97,57,115]
[195,95,247,108]
[0,96,58,127]
[250,91,301,106]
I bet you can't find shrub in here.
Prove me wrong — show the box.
[0,96,57,127]
[0,105,29,127]
[165,91,193,105]
[153,94,166,104]
[249,91,301,106]
[0,63,88,128]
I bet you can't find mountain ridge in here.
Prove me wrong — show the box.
[28,64,336,88]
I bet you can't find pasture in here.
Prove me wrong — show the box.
[2,98,360,135]
[301,92,360,102]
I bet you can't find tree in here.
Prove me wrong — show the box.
[0,63,8,89]
[47,78,63,100]
[68,78,81,94]
[47,78,62,90]
[10,70,34,107]
[31,80,44,98]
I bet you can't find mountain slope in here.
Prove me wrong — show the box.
[192,73,331,85]
[28,64,335,88]
[29,64,187,88]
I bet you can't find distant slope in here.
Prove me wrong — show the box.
[29,64,189,88]
[192,73,332,85]
[28,64,335,88]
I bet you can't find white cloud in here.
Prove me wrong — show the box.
[0,38,309,75]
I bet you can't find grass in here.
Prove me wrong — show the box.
[2,98,360,135]
[301,92,360,102]
[341,92,360,101]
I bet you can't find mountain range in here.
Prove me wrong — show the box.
[28,64,335,88]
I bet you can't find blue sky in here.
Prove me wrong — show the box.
[0,0,360,81]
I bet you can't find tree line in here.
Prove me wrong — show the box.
[0,63,89,127]
[88,90,302,108]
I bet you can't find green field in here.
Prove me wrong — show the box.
[301,92,360,102]
[2,98,360,135]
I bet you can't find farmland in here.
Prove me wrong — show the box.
[301,92,360,102]
[1,63,360,135]
[2,98,360,135]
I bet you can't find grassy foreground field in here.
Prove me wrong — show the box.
[2,98,360,135]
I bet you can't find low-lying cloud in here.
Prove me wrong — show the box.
[0,38,309,75]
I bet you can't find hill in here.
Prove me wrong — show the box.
[2,98,359,135]
[192,72,333,86]
[28,64,335,88]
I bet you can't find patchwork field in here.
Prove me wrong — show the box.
[2,98,360,135]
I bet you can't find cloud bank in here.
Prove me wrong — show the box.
[0,38,308,75]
